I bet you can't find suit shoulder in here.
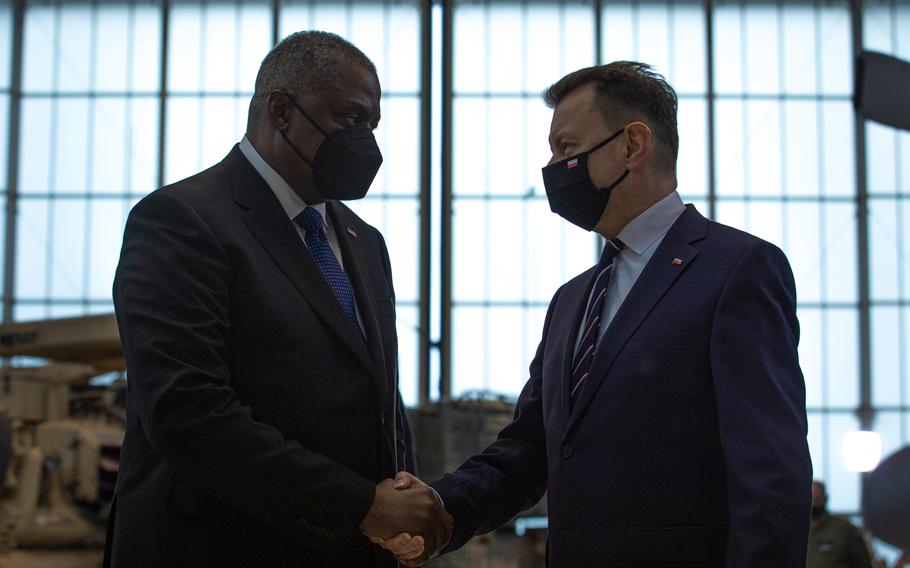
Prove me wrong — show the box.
[138,160,231,212]
[703,219,787,262]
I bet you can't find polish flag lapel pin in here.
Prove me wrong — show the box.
[567,158,579,170]
[672,258,684,266]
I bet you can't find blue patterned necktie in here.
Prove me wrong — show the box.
[296,207,364,341]
[570,238,625,407]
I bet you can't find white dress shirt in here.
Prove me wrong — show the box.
[575,191,687,353]
[238,136,365,333]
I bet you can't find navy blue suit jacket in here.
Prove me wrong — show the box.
[433,205,812,567]
[106,146,412,568]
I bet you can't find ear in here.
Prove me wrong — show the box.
[623,121,653,170]
[266,90,293,132]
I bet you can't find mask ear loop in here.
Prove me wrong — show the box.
[279,130,314,167]
[586,126,627,154]
[586,126,630,193]
[279,92,327,167]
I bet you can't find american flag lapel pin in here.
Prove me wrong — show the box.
[347,227,358,238]
[567,158,579,170]
[672,258,683,266]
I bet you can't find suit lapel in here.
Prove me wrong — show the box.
[226,146,379,380]
[327,203,390,399]
[563,205,707,438]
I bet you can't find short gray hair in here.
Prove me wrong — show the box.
[250,31,376,116]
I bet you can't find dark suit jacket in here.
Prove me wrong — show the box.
[433,205,812,568]
[106,146,412,568]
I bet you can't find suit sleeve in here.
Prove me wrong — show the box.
[430,287,561,552]
[709,241,812,567]
[113,191,376,558]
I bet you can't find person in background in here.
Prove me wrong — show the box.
[808,480,874,568]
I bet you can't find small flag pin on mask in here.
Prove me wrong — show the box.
[672,258,683,266]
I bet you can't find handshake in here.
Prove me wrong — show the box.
[359,472,454,567]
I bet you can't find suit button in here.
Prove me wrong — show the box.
[296,518,308,528]
[561,444,573,459]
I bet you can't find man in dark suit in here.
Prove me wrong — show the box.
[106,31,449,568]
[382,62,812,567]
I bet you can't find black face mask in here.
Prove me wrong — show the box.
[541,127,631,231]
[280,94,383,201]
[811,506,826,519]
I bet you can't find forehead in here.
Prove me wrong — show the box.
[549,82,607,140]
[320,60,381,111]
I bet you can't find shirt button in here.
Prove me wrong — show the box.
[561,444,573,459]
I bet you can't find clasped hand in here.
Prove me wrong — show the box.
[359,472,453,566]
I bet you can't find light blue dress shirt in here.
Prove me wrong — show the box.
[574,191,687,354]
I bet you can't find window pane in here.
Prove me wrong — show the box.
[819,5,851,96]
[14,303,48,322]
[783,100,819,197]
[743,3,780,95]
[823,202,858,304]
[56,4,93,92]
[396,304,419,407]
[867,121,897,195]
[88,199,127,301]
[713,3,743,94]
[92,96,160,195]
[872,306,900,407]
[670,2,707,95]
[18,97,52,194]
[16,198,49,299]
[677,98,707,198]
[23,4,56,93]
[95,4,130,93]
[781,5,817,95]
[346,198,420,303]
[456,1,594,95]
[714,99,744,196]
[370,96,420,198]
[168,3,203,92]
[744,100,782,198]
[0,1,11,89]
[54,97,90,194]
[787,202,822,304]
[94,2,162,94]
[800,307,823,408]
[49,198,86,300]
[453,305,547,398]
[165,96,247,184]
[821,101,854,198]
[0,93,8,188]
[826,308,859,409]
[870,198,900,301]
[132,3,163,93]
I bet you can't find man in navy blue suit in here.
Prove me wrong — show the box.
[380,61,812,567]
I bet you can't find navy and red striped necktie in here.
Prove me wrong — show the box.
[570,238,625,407]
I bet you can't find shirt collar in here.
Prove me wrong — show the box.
[238,135,327,226]
[617,191,686,256]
